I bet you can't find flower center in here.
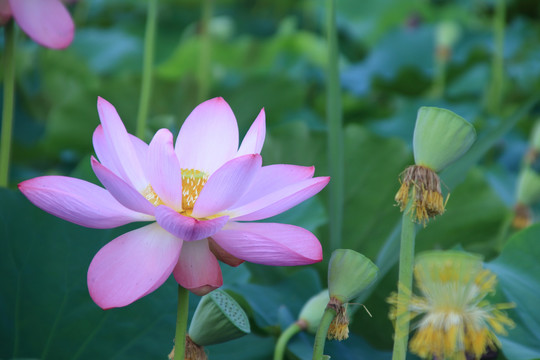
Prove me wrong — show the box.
[143,184,163,206]
[141,169,209,212]
[181,169,209,211]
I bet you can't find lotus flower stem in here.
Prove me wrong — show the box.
[198,0,213,102]
[0,20,16,187]
[274,322,302,360]
[312,306,336,360]
[174,285,189,360]
[486,0,505,114]
[136,0,158,139]
[326,0,344,251]
[392,199,417,360]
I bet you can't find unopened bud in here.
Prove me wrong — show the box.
[298,289,330,334]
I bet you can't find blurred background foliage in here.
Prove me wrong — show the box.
[2,0,540,359]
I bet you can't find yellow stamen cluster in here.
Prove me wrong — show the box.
[327,298,349,341]
[141,169,209,213]
[142,184,163,206]
[387,252,515,360]
[181,169,209,212]
[395,165,446,225]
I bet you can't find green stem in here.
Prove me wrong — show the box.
[325,0,344,252]
[430,54,446,98]
[136,0,158,139]
[486,0,505,114]
[197,0,213,102]
[274,322,302,360]
[391,204,417,360]
[495,208,513,252]
[312,306,336,360]
[174,285,189,360]
[0,20,16,188]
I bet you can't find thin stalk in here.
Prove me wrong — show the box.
[274,322,302,360]
[136,0,158,139]
[391,201,417,360]
[174,285,189,360]
[495,209,513,251]
[486,0,505,114]
[0,20,16,187]
[326,0,344,251]
[198,0,213,102]
[312,306,336,360]
[430,52,446,98]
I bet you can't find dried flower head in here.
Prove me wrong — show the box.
[512,203,532,230]
[168,336,207,360]
[388,251,515,360]
[395,165,446,225]
[327,297,349,341]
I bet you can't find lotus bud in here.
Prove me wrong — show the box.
[396,107,476,224]
[188,289,250,347]
[298,289,330,334]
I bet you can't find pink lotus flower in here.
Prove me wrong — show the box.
[0,0,74,49]
[19,97,329,309]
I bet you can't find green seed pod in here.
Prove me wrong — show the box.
[516,167,540,205]
[188,289,250,346]
[531,120,540,151]
[298,289,330,334]
[436,21,460,49]
[413,107,476,172]
[328,249,378,304]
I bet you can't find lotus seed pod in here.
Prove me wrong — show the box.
[531,120,540,151]
[413,107,476,172]
[298,289,330,334]
[516,167,540,206]
[188,289,250,346]
[328,249,378,304]
[436,21,460,50]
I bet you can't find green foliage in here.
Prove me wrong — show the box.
[2,0,540,359]
[487,224,540,359]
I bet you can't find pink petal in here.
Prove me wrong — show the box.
[10,0,74,49]
[87,223,182,309]
[231,164,315,209]
[155,205,229,241]
[129,133,149,173]
[208,238,245,267]
[175,97,239,174]
[146,129,183,210]
[97,97,147,191]
[93,125,148,178]
[91,157,155,216]
[191,154,262,218]
[18,176,152,228]
[226,176,330,221]
[173,239,223,296]
[212,222,322,266]
[93,125,118,175]
[237,108,266,156]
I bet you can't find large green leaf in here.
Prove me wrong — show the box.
[0,189,179,359]
[487,223,540,360]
